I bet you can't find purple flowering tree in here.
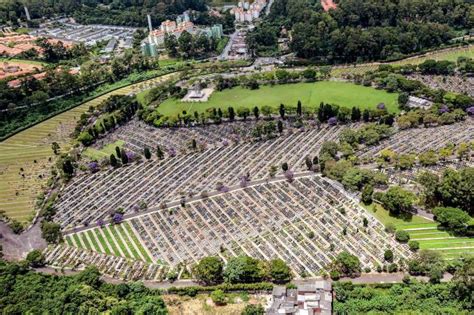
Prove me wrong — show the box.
[112,213,124,224]
[222,140,229,146]
[328,117,338,126]
[439,105,449,114]
[168,148,176,157]
[88,162,99,173]
[284,170,294,183]
[239,175,250,188]
[97,219,105,228]
[126,151,135,161]
[377,103,386,110]
[467,106,474,116]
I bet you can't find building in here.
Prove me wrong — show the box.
[406,96,433,109]
[148,19,196,46]
[231,0,268,22]
[141,41,158,57]
[267,281,332,315]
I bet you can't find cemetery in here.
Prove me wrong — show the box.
[56,174,411,278]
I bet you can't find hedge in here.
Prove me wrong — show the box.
[167,282,274,296]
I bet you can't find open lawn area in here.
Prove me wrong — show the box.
[156,81,400,117]
[83,140,125,160]
[364,203,474,259]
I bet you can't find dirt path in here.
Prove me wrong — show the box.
[0,220,47,260]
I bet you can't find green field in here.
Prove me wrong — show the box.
[83,140,125,160]
[156,81,400,117]
[365,203,474,258]
[0,57,47,66]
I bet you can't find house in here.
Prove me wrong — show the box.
[267,281,332,315]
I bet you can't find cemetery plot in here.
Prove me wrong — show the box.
[43,244,167,281]
[366,204,474,259]
[54,124,348,228]
[0,74,175,223]
[64,222,153,263]
[358,119,474,159]
[96,119,322,158]
[408,74,474,97]
[89,174,411,276]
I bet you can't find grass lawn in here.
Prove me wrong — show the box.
[364,203,473,258]
[114,224,142,260]
[124,222,154,263]
[93,229,112,255]
[83,140,125,160]
[101,227,121,257]
[108,225,133,259]
[0,57,47,66]
[156,81,400,117]
[86,230,101,252]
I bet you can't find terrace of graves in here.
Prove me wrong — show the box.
[57,174,412,277]
[358,119,474,160]
[55,123,349,228]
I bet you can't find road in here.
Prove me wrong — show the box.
[35,266,453,291]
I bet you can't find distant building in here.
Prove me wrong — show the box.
[141,42,158,57]
[231,0,267,22]
[267,281,332,315]
[407,96,433,109]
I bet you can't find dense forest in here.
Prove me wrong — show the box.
[247,0,473,62]
[0,0,209,27]
[0,259,168,314]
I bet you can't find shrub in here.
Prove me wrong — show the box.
[210,289,226,305]
[193,256,224,286]
[25,250,45,267]
[408,241,420,251]
[241,304,265,315]
[384,250,394,262]
[330,270,341,280]
[395,230,410,243]
[269,259,293,284]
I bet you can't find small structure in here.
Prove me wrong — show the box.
[406,96,433,109]
[267,281,332,315]
[181,85,214,102]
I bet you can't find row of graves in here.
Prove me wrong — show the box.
[55,123,350,228]
[46,174,411,278]
[93,118,327,158]
[358,119,474,160]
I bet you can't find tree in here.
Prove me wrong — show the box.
[395,230,410,243]
[281,162,289,172]
[361,185,374,205]
[432,207,471,231]
[228,107,235,121]
[51,142,60,155]
[305,156,313,171]
[269,259,293,283]
[277,120,283,133]
[144,147,151,160]
[26,250,45,267]
[156,145,164,160]
[237,107,250,120]
[384,249,394,262]
[419,150,439,166]
[193,256,224,286]
[297,100,302,116]
[120,148,129,164]
[381,186,416,215]
[164,34,178,57]
[333,251,361,277]
[62,160,74,177]
[253,106,260,120]
[115,146,121,158]
[279,104,285,119]
[408,240,420,251]
[110,154,118,167]
[241,304,265,315]
[41,221,61,243]
[211,289,226,305]
[223,255,265,284]
[76,266,102,289]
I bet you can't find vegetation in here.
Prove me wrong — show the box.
[193,256,224,286]
[155,81,399,118]
[333,263,473,314]
[0,261,167,314]
[255,0,472,62]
